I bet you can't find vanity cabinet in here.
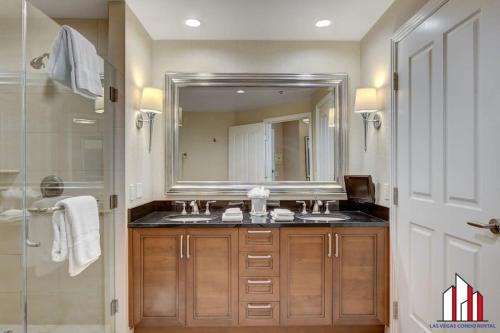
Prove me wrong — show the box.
[130,228,186,326]
[332,227,388,326]
[130,228,239,327]
[280,228,333,326]
[129,225,388,329]
[185,228,239,326]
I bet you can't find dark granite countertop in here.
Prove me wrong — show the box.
[128,210,388,228]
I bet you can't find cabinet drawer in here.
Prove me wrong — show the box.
[239,277,280,302]
[239,302,280,326]
[239,252,279,277]
[239,229,279,252]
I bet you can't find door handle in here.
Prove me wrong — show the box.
[334,233,339,257]
[186,235,190,259]
[180,235,183,259]
[467,219,500,234]
[328,233,332,258]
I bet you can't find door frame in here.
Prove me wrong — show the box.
[389,1,450,332]
[263,113,312,181]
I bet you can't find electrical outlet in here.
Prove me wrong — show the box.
[129,184,136,202]
[136,183,143,199]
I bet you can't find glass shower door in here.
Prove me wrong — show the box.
[23,2,116,333]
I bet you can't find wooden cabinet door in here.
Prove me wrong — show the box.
[280,228,333,326]
[332,227,388,326]
[185,228,239,326]
[131,228,186,326]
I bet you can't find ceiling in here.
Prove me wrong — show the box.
[179,87,322,113]
[127,0,395,41]
[29,0,108,19]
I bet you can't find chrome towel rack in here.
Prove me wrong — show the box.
[28,206,64,214]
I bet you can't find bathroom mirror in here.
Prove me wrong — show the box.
[165,73,348,198]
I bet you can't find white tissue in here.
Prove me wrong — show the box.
[247,186,270,199]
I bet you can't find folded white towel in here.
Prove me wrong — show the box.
[51,195,101,277]
[271,215,295,222]
[272,209,294,216]
[222,213,243,222]
[0,209,24,223]
[224,208,242,216]
[47,25,103,100]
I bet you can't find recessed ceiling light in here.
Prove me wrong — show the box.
[315,19,331,28]
[236,89,245,94]
[185,19,201,27]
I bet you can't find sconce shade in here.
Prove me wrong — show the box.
[354,88,377,113]
[94,97,104,114]
[140,87,163,114]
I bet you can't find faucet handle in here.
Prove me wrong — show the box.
[296,201,308,215]
[204,201,216,215]
[324,200,336,214]
[175,201,187,215]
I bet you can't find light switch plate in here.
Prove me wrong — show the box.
[383,183,390,201]
[129,184,136,202]
[136,183,143,199]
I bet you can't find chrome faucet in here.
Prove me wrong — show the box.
[176,201,187,215]
[296,201,308,215]
[324,201,337,214]
[190,200,200,215]
[204,201,216,215]
[312,200,323,214]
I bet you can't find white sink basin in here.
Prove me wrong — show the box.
[298,215,350,222]
[165,215,217,222]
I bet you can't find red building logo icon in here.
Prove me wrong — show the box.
[442,274,484,322]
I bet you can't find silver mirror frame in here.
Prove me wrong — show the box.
[165,73,349,199]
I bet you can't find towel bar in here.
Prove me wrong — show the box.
[28,206,64,214]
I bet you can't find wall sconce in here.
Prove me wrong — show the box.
[136,87,163,152]
[354,87,381,152]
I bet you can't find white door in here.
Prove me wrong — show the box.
[228,123,265,182]
[396,0,500,331]
[315,94,336,181]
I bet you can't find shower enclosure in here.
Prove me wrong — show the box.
[0,1,116,333]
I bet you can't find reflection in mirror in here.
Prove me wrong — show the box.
[178,86,337,182]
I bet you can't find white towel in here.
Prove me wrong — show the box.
[224,208,242,216]
[271,209,295,222]
[222,212,243,222]
[272,209,294,216]
[0,209,24,223]
[47,25,103,100]
[51,196,101,277]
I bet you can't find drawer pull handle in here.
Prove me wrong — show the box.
[247,304,272,309]
[186,235,190,259]
[247,230,272,234]
[247,255,272,259]
[247,279,272,284]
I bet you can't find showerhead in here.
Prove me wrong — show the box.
[30,53,50,69]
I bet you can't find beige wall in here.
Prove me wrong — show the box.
[359,0,428,207]
[180,111,236,181]
[125,6,153,208]
[150,41,361,198]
